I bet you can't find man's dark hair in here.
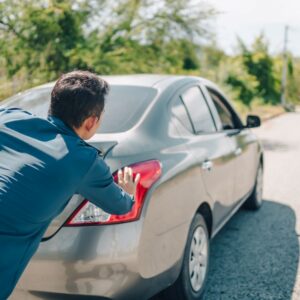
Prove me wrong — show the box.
[49,70,109,128]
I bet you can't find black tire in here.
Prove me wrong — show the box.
[162,213,210,300]
[244,164,263,210]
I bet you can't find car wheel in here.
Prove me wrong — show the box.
[244,164,263,210]
[162,213,210,300]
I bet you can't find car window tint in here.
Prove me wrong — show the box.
[171,96,193,132]
[208,90,236,130]
[181,86,215,133]
[1,85,157,133]
[98,86,157,133]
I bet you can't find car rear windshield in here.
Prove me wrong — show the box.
[1,85,157,133]
[98,85,157,133]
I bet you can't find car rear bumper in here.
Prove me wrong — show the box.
[14,220,181,300]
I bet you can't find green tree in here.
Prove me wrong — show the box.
[0,0,89,81]
[85,0,216,74]
[238,34,280,104]
[0,0,217,81]
[284,55,300,104]
[224,57,258,107]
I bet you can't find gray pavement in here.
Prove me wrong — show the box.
[203,112,300,300]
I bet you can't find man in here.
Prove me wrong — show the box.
[0,70,140,299]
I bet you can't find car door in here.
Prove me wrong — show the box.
[174,84,237,228]
[203,85,258,203]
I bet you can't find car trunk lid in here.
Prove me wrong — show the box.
[42,138,118,240]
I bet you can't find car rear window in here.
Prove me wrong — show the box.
[98,85,157,133]
[1,85,157,133]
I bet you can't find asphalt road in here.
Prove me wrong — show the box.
[202,112,300,300]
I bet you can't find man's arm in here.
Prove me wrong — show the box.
[77,156,138,215]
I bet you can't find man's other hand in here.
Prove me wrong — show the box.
[117,167,140,197]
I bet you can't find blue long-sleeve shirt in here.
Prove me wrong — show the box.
[0,108,134,299]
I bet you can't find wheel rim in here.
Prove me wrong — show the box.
[256,167,263,205]
[189,226,208,292]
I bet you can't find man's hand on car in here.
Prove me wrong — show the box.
[117,167,140,197]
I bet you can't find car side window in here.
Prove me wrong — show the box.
[171,96,193,133]
[180,86,216,134]
[207,89,236,130]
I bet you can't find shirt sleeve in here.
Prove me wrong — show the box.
[76,155,135,215]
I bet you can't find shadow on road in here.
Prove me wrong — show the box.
[203,200,299,300]
[260,139,292,152]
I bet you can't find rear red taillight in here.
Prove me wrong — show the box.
[65,160,162,226]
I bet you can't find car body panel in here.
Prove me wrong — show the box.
[185,132,237,230]
[232,129,260,201]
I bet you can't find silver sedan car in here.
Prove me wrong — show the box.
[3,75,263,300]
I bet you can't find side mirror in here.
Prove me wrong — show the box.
[246,115,261,128]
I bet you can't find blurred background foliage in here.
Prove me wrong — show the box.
[0,0,299,112]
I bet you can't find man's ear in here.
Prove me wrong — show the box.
[84,116,98,132]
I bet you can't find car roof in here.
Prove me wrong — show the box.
[30,74,175,90]
[31,74,214,91]
[103,74,181,87]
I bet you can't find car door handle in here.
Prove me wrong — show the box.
[202,160,213,171]
[234,148,242,156]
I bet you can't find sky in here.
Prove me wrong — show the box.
[208,0,300,56]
